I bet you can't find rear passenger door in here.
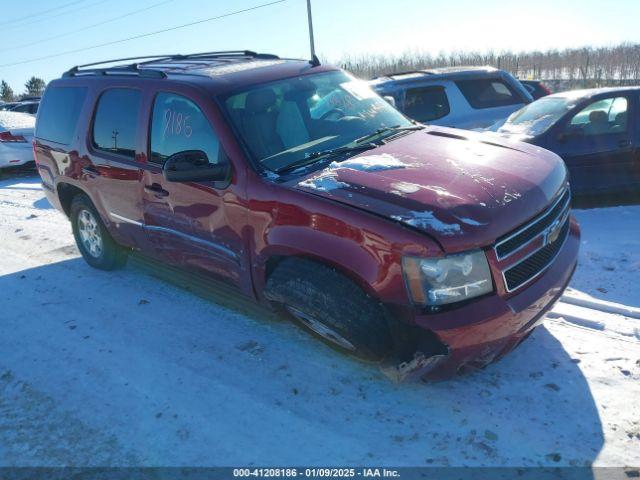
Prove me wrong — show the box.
[553,95,634,195]
[89,87,147,248]
[141,91,243,286]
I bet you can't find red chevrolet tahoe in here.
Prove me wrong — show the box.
[34,51,579,380]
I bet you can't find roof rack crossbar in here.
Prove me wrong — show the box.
[138,50,279,65]
[62,50,280,78]
[63,63,167,79]
[76,55,182,69]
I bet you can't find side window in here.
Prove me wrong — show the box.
[150,92,222,165]
[403,86,450,122]
[455,78,521,109]
[92,88,141,158]
[568,97,628,136]
[36,86,87,144]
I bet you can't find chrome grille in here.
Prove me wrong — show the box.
[495,187,572,292]
[502,218,570,292]
[495,188,571,261]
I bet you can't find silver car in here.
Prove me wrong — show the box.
[0,111,35,169]
[369,66,532,130]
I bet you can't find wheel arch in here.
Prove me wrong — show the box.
[57,182,90,217]
[257,245,386,304]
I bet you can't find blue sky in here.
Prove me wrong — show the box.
[1,0,639,93]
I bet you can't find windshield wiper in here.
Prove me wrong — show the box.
[354,124,424,144]
[274,143,378,174]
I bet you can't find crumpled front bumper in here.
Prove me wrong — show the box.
[389,217,580,382]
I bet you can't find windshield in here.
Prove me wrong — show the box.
[222,71,412,172]
[498,96,577,136]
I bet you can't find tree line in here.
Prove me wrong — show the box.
[0,77,46,102]
[339,42,640,88]
[4,43,640,102]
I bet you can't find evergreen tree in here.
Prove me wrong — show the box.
[0,80,14,102]
[24,77,46,97]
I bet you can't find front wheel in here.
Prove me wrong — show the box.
[265,258,393,361]
[70,194,127,270]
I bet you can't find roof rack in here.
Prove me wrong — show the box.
[373,70,429,80]
[62,50,280,78]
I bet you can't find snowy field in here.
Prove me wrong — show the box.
[0,171,638,467]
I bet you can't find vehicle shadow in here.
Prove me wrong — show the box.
[0,255,604,471]
[0,164,38,183]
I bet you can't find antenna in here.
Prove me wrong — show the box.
[306,0,320,66]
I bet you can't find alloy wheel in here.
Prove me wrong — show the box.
[77,209,103,258]
[286,305,356,351]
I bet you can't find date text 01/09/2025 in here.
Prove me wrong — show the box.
[232,468,401,478]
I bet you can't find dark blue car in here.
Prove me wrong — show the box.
[493,87,640,197]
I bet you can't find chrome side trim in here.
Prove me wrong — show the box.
[145,225,239,261]
[108,212,238,262]
[109,212,143,226]
[501,217,570,293]
[494,187,570,261]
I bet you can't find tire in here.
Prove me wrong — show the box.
[265,258,393,361]
[70,194,127,270]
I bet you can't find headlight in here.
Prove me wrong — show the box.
[402,250,493,306]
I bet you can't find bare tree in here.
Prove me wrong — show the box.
[338,42,640,91]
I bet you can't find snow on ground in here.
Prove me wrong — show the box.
[0,172,638,467]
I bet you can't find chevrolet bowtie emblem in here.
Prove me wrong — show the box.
[545,218,563,246]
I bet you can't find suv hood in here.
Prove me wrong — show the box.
[292,127,567,253]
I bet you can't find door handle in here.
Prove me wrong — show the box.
[144,183,169,198]
[618,139,631,148]
[82,165,101,177]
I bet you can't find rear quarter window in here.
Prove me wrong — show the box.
[36,86,87,144]
[455,78,521,109]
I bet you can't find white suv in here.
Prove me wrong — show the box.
[370,66,532,130]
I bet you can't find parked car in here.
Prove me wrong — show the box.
[9,100,39,115]
[369,66,532,130]
[34,51,579,380]
[493,87,640,197]
[0,111,35,169]
[0,102,18,111]
[519,79,552,99]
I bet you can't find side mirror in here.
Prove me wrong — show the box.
[162,150,231,183]
[383,95,396,108]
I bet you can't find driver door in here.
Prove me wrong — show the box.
[554,95,634,195]
[141,91,244,286]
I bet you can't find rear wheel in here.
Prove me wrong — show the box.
[70,194,127,270]
[265,258,393,361]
